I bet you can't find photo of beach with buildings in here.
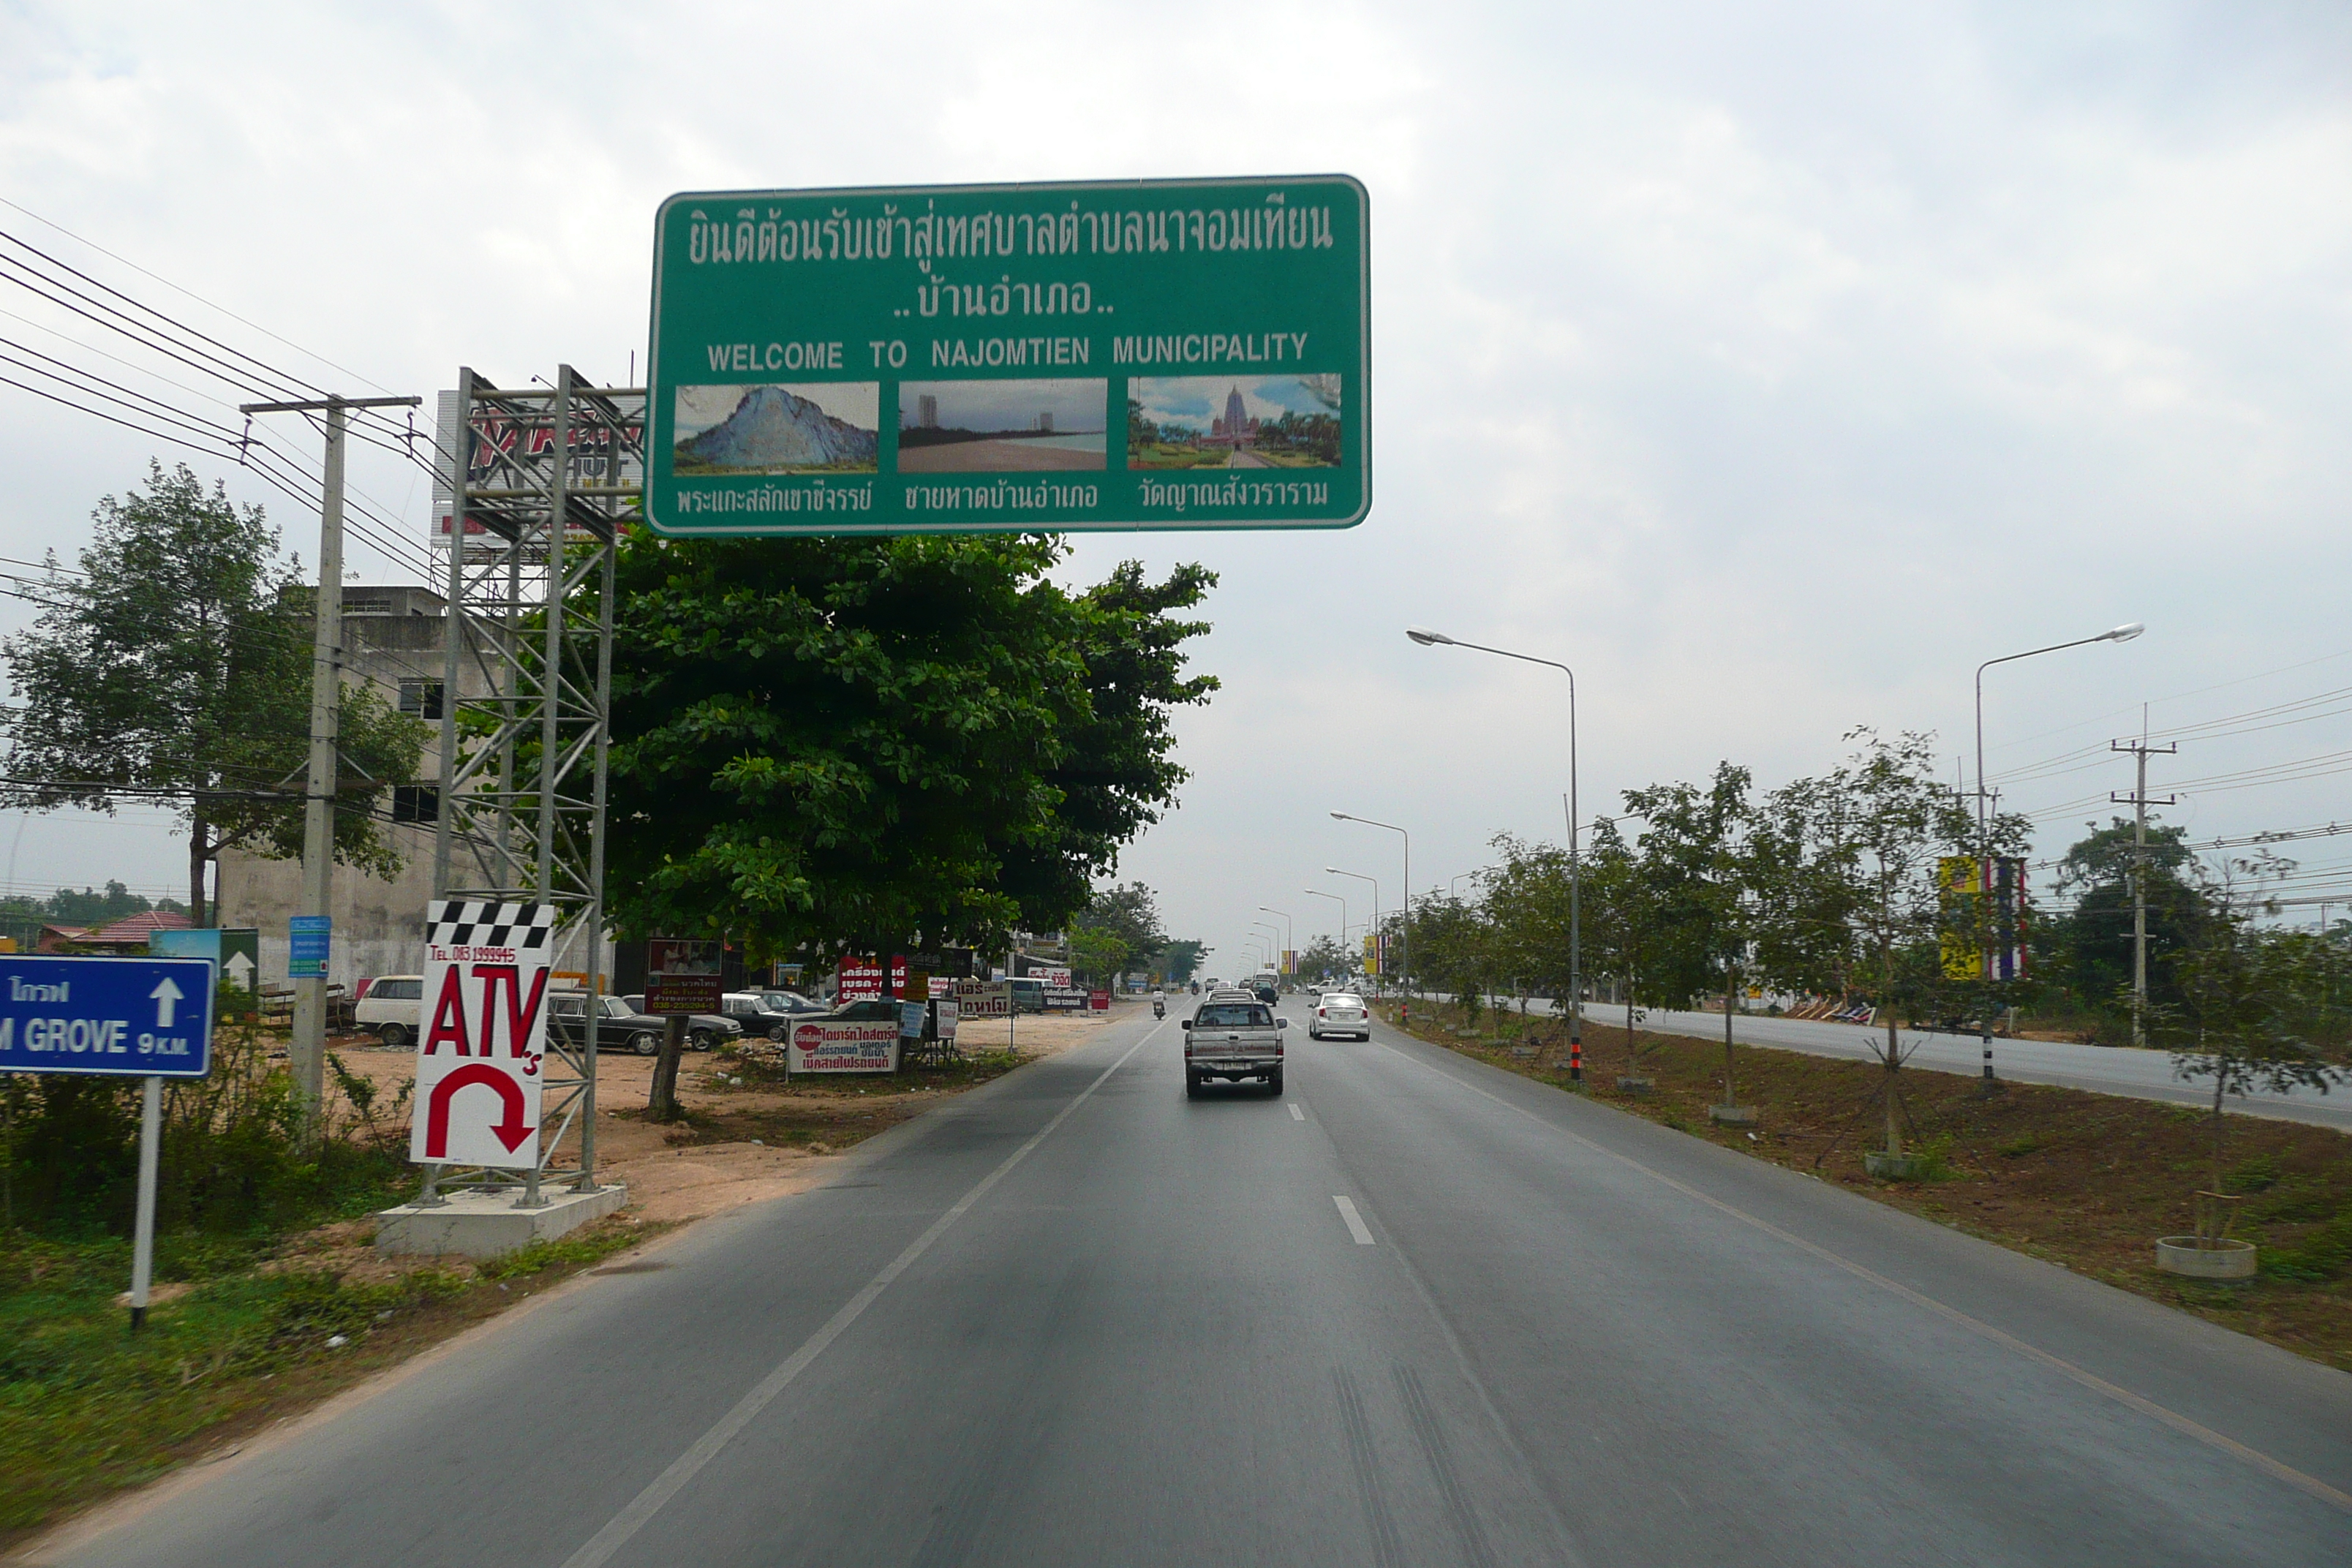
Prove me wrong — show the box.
[1126,374,1342,469]
[673,383,880,474]
[897,380,1108,472]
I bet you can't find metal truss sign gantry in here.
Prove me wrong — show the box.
[424,365,640,1200]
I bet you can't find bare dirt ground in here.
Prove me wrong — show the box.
[322,1004,1122,1238]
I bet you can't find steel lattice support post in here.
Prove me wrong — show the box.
[428,364,638,1197]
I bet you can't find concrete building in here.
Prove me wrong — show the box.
[917,393,939,429]
[216,584,458,990]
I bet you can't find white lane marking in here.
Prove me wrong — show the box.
[1333,1195,1376,1245]
[560,1021,1166,1568]
[1288,1102,1305,1121]
[1363,1033,2352,1519]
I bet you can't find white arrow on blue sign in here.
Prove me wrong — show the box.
[0,955,216,1078]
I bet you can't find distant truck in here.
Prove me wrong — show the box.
[1180,996,1287,1096]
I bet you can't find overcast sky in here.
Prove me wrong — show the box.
[2,1,2348,972]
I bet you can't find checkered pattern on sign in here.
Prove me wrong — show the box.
[426,900,554,951]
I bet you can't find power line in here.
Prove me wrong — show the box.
[0,195,395,395]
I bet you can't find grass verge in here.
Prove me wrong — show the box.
[1379,1000,2352,1372]
[0,1216,654,1550]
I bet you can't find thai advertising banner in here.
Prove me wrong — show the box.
[952,979,1011,1019]
[788,1018,901,1074]
[837,957,886,1002]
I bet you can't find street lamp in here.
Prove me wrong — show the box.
[1303,889,1346,974]
[1258,906,1293,978]
[1333,813,1411,1022]
[1250,921,1281,975]
[1973,622,2144,1085]
[1324,867,1380,991]
[1408,627,1583,1068]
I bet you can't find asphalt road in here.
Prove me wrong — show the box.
[49,1005,2352,1567]
[1546,1000,2352,1131]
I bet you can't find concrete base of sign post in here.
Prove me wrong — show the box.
[1708,1104,1758,1126]
[375,1183,628,1260]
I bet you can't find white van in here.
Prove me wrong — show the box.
[355,976,424,1048]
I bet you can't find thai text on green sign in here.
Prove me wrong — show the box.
[645,176,1368,536]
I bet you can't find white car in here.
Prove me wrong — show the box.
[355,975,424,1049]
[1309,992,1370,1041]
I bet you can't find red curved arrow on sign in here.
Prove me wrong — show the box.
[423,1063,535,1158]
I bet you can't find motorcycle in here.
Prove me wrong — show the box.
[1152,998,1166,1019]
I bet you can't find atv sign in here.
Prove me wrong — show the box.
[409,900,556,1169]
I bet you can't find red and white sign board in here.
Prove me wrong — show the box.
[410,900,552,1169]
[837,957,885,1003]
[1034,965,1073,990]
[788,1018,901,1074]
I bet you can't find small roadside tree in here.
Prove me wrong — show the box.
[2149,857,2342,1210]
[1796,730,1988,1164]
[1623,762,1757,1113]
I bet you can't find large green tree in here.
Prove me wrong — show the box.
[2,461,423,922]
[2046,816,2207,1031]
[603,531,1216,962]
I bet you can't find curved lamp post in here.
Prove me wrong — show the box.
[1324,867,1379,992]
[1972,622,2144,1085]
[1408,626,1582,1068]
[1303,889,1346,976]
[1258,906,1293,979]
[1333,813,1410,1022]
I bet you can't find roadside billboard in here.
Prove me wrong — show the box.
[646,176,1370,538]
[788,1017,900,1074]
[647,938,724,1014]
[952,979,1011,1019]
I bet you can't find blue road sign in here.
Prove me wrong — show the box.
[289,915,331,979]
[0,954,216,1078]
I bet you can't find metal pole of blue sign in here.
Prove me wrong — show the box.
[129,1074,160,1330]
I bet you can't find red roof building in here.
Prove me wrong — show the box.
[78,910,196,952]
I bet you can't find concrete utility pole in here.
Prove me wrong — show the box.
[2111,736,2178,1050]
[240,393,421,1134]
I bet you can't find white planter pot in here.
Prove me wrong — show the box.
[2155,1237,2258,1279]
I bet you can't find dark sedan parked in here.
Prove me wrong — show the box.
[720,990,829,1040]
[545,992,669,1056]
[619,996,742,1051]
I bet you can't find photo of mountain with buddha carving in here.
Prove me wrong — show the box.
[673,383,880,474]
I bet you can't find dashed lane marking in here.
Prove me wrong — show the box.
[1334,1195,1376,1245]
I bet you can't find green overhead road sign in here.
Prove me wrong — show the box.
[645,175,1368,536]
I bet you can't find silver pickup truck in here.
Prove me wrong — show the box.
[1181,997,1287,1096]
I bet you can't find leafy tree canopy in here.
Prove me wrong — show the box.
[603,532,1216,962]
[1078,880,1169,960]
[1,461,424,921]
